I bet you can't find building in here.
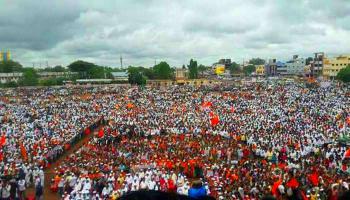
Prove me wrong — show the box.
[323,55,350,79]
[304,65,311,76]
[0,71,78,84]
[111,72,128,82]
[212,59,232,75]
[147,79,214,87]
[76,79,113,85]
[0,51,11,61]
[37,72,78,80]
[0,73,22,84]
[275,61,286,76]
[175,68,188,80]
[218,59,232,68]
[255,65,265,76]
[265,59,278,76]
[283,55,305,76]
[213,64,226,75]
[310,52,324,77]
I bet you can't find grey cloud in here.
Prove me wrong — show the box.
[0,0,84,50]
[1,0,350,67]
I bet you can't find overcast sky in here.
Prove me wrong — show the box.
[1,0,350,68]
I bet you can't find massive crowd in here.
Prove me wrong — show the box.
[0,82,350,200]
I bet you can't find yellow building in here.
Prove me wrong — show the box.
[0,51,11,61]
[255,65,265,76]
[213,64,225,75]
[323,55,350,79]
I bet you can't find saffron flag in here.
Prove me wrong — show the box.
[346,116,350,125]
[126,103,134,109]
[20,143,28,161]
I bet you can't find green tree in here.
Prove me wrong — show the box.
[143,68,155,79]
[305,57,313,65]
[198,64,207,77]
[67,60,96,78]
[39,77,66,86]
[0,60,23,73]
[67,60,96,72]
[228,62,241,74]
[153,61,173,79]
[67,60,111,79]
[0,81,18,88]
[52,65,66,72]
[18,68,39,86]
[188,59,198,79]
[248,58,265,65]
[243,65,256,76]
[337,65,350,83]
[40,65,66,72]
[128,66,146,85]
[88,66,106,79]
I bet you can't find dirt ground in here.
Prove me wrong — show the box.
[25,129,97,200]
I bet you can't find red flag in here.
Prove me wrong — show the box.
[271,179,283,196]
[210,115,219,126]
[64,143,71,150]
[344,149,350,159]
[209,111,214,117]
[202,101,212,108]
[84,128,91,135]
[230,106,235,113]
[98,128,104,138]
[308,172,319,186]
[286,178,299,189]
[346,116,350,125]
[0,135,6,147]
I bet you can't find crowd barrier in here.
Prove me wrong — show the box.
[45,116,107,167]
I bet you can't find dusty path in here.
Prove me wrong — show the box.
[25,128,99,200]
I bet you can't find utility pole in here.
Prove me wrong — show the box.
[120,55,123,69]
[104,67,106,79]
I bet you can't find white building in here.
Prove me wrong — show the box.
[285,55,305,76]
[0,73,22,84]
[111,72,128,82]
[0,71,78,84]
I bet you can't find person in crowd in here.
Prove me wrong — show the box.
[0,83,349,199]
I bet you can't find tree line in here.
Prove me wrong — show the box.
[1,57,349,88]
